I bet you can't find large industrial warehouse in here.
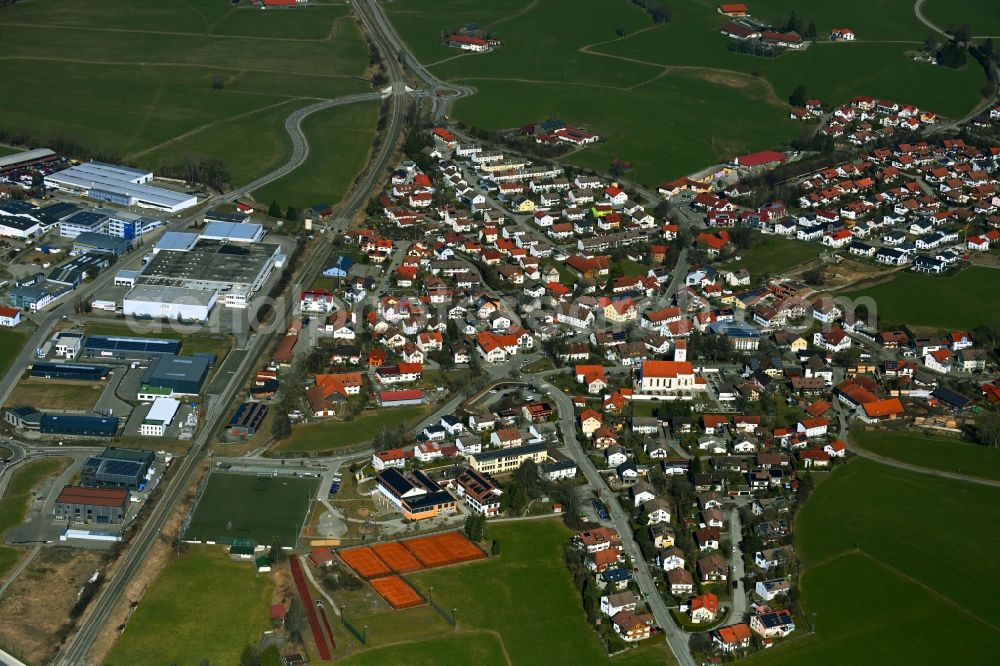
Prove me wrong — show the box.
[122,284,219,322]
[129,239,281,309]
[44,162,198,213]
[142,354,212,396]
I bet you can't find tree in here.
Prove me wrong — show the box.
[616,23,627,38]
[271,412,292,440]
[268,537,286,565]
[491,539,500,555]
[258,646,281,666]
[502,482,528,515]
[788,84,808,108]
[239,645,257,666]
[954,23,972,44]
[285,206,299,222]
[553,480,583,528]
[512,459,543,499]
[803,267,825,286]
[805,21,817,40]
[975,411,1000,448]
[212,74,225,90]
[268,200,283,218]
[464,513,486,542]
[285,598,307,644]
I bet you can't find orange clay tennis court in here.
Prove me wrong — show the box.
[370,541,423,573]
[338,546,391,579]
[370,575,424,610]
[401,531,486,568]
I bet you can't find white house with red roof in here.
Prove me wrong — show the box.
[605,186,628,205]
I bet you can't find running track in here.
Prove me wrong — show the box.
[289,556,332,660]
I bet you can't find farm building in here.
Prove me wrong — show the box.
[54,486,130,524]
[377,389,426,407]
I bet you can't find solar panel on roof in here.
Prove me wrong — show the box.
[101,460,142,477]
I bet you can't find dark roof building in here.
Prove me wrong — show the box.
[82,447,154,489]
[31,362,110,382]
[227,402,268,439]
[142,354,212,395]
[40,414,119,437]
[83,335,181,360]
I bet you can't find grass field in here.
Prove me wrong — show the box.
[853,429,1000,482]
[0,145,22,157]
[5,380,104,411]
[0,328,30,380]
[841,266,1000,331]
[0,0,371,192]
[720,235,823,279]
[388,0,985,183]
[274,406,428,453]
[923,0,1000,38]
[0,458,69,580]
[397,520,672,665]
[753,459,1000,665]
[255,100,381,208]
[106,546,273,666]
[184,473,318,546]
[339,632,510,666]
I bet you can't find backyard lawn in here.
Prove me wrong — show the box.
[841,266,1000,331]
[105,547,273,666]
[754,459,1000,665]
[720,235,823,279]
[852,430,1000,482]
[274,406,429,454]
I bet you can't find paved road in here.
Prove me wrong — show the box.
[728,507,747,621]
[538,378,694,666]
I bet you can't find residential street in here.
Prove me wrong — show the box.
[539,377,697,666]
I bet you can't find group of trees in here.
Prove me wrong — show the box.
[782,11,816,39]
[464,513,487,542]
[629,0,671,24]
[158,157,231,191]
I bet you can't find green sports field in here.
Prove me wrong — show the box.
[0,0,373,193]
[841,266,1000,331]
[754,459,1000,665]
[853,429,1000,482]
[184,473,318,547]
[106,546,273,666]
[387,0,986,184]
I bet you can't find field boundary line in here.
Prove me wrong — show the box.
[0,21,336,43]
[857,550,1000,633]
[0,56,359,80]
